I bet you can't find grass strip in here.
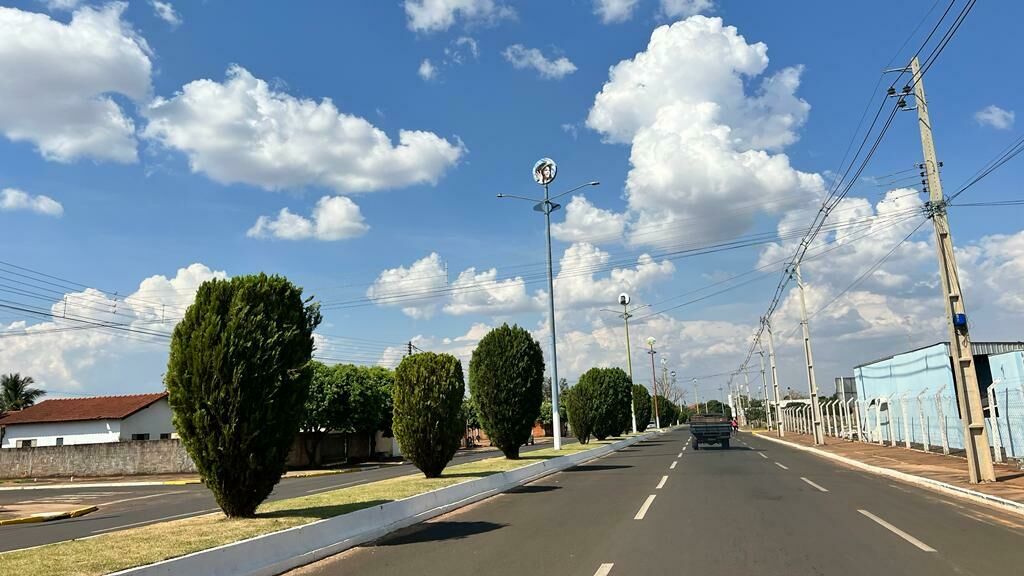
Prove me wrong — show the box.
[0,439,621,576]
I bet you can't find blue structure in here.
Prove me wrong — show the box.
[853,342,1024,458]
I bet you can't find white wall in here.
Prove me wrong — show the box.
[1,419,120,448]
[120,399,175,441]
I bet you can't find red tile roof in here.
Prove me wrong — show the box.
[0,393,168,425]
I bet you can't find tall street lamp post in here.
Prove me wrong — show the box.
[497,158,598,450]
[603,294,648,434]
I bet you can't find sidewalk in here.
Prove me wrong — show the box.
[756,431,1024,507]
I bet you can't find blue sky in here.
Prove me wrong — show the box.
[1,0,1022,403]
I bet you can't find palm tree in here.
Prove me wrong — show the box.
[1,373,46,411]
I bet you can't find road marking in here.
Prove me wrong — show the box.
[774,462,789,470]
[758,452,768,459]
[90,508,219,534]
[677,452,683,458]
[670,461,678,469]
[634,495,657,520]
[305,480,363,494]
[594,563,614,576]
[656,475,668,490]
[800,477,829,492]
[858,509,936,552]
[682,446,687,451]
[102,491,186,507]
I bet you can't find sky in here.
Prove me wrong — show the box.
[1,0,1022,405]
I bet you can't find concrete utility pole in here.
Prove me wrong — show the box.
[610,294,646,434]
[908,56,994,482]
[793,264,825,444]
[661,358,669,422]
[647,337,661,429]
[763,318,784,437]
[759,350,772,429]
[692,378,700,415]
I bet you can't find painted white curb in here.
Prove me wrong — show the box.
[110,430,665,576]
[752,432,1024,517]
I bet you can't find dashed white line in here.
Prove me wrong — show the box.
[800,477,829,492]
[858,509,936,552]
[670,461,678,470]
[774,462,789,470]
[90,508,219,534]
[594,563,614,576]
[634,495,657,520]
[758,452,768,459]
[656,475,668,490]
[677,452,683,458]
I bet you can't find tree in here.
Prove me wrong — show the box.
[468,324,545,459]
[165,274,321,518]
[632,384,652,429]
[538,398,567,426]
[571,367,632,441]
[564,382,598,444]
[300,362,352,466]
[542,377,568,402]
[351,366,394,455]
[704,399,732,418]
[393,352,465,478]
[1,374,45,411]
[655,395,679,424]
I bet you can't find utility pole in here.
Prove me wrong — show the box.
[759,350,772,429]
[793,264,825,444]
[610,294,644,434]
[691,378,700,415]
[647,337,661,429]
[907,55,994,482]
[661,358,669,423]
[763,317,784,437]
[407,341,413,357]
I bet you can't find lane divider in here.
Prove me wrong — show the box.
[656,475,668,490]
[670,461,678,470]
[634,495,657,520]
[759,453,768,459]
[594,563,614,576]
[775,462,789,470]
[858,509,936,552]
[677,452,683,458]
[800,477,829,492]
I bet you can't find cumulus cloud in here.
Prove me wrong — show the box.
[38,0,81,11]
[961,230,1024,314]
[418,58,437,81]
[149,0,181,27]
[0,4,152,163]
[660,0,713,18]
[974,105,1014,130]
[503,44,577,80]
[553,242,675,310]
[587,16,822,243]
[1,188,63,217]
[443,268,538,316]
[143,65,465,193]
[366,253,449,319]
[551,195,626,243]
[404,0,514,32]
[248,196,369,241]
[594,0,639,23]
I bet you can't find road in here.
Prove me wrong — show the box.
[290,429,1024,576]
[0,441,566,553]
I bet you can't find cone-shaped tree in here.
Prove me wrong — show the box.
[589,367,632,440]
[165,274,321,517]
[393,352,465,478]
[632,384,652,431]
[468,324,545,459]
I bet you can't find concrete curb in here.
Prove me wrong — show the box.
[0,505,98,526]
[752,431,1024,517]
[0,479,202,491]
[109,430,667,576]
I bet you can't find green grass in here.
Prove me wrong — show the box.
[0,439,618,576]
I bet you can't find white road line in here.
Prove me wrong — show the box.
[677,452,683,458]
[774,462,789,470]
[305,480,363,494]
[594,563,614,576]
[656,475,668,490]
[102,491,187,507]
[90,508,220,534]
[858,509,936,552]
[800,477,829,492]
[759,452,768,459]
[670,461,678,470]
[634,495,657,520]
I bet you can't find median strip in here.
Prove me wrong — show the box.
[858,509,936,552]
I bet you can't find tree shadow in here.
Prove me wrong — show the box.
[380,521,505,546]
[506,484,561,494]
[564,464,632,472]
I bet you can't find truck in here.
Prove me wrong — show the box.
[689,413,732,449]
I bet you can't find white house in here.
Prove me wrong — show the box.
[0,392,174,449]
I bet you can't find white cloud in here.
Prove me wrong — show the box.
[974,105,1015,130]
[39,0,81,11]
[0,4,152,163]
[143,65,465,193]
[961,230,1024,313]
[594,0,639,23]
[503,44,577,80]
[561,123,579,140]
[418,58,437,81]
[248,195,369,241]
[660,0,714,18]
[366,253,448,319]
[551,195,626,243]
[1,188,63,217]
[149,0,181,27]
[554,242,675,309]
[587,16,822,243]
[404,0,514,32]
[443,268,538,316]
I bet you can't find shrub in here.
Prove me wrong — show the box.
[564,382,598,444]
[165,274,321,517]
[392,352,465,478]
[468,324,545,459]
[588,367,632,440]
[632,384,652,431]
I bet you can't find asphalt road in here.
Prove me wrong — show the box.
[0,441,567,553]
[290,429,1024,576]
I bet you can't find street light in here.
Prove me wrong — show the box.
[601,293,649,434]
[497,160,599,451]
[646,336,661,429]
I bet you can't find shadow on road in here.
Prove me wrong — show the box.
[506,485,561,494]
[381,521,505,545]
[564,464,632,472]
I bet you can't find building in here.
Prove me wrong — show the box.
[0,392,174,449]
[853,342,1024,458]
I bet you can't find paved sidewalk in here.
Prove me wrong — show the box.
[758,432,1024,505]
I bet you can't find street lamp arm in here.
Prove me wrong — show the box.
[496,193,543,202]
[548,181,600,202]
